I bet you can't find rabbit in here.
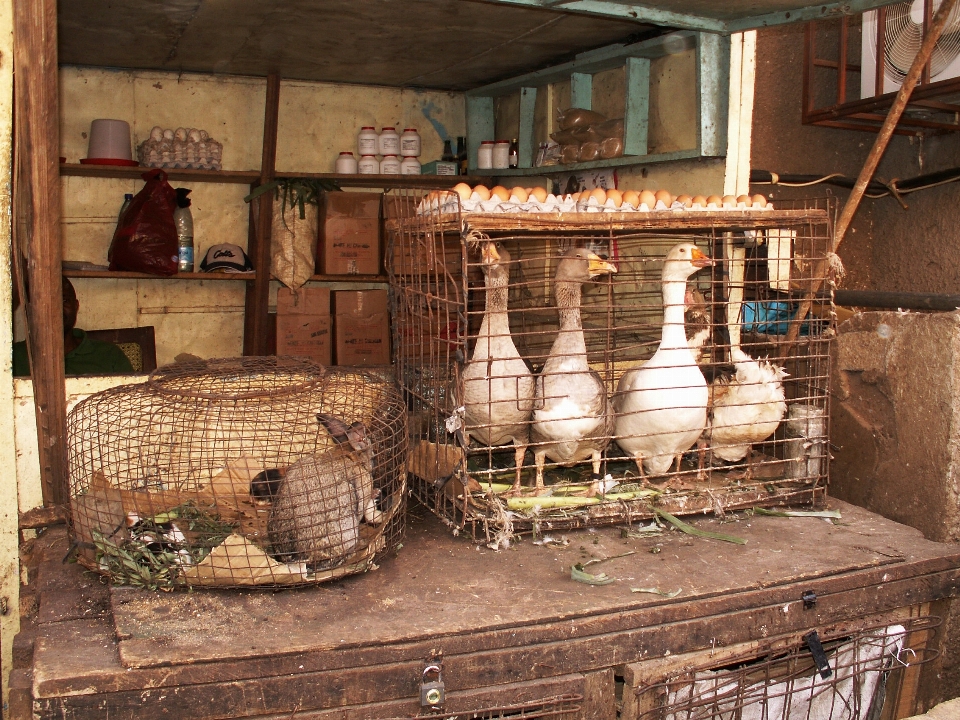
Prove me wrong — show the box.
[267,414,384,570]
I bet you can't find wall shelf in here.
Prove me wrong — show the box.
[474,149,704,178]
[62,268,387,283]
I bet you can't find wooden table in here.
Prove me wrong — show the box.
[12,500,960,719]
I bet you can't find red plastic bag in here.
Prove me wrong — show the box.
[109,169,179,276]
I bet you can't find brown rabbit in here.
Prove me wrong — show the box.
[267,414,384,570]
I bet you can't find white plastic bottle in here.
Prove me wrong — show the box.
[477,141,494,169]
[174,188,194,272]
[358,126,378,156]
[336,151,358,174]
[492,140,510,169]
[400,156,421,174]
[378,127,400,156]
[400,128,421,157]
[380,154,401,174]
[358,154,379,174]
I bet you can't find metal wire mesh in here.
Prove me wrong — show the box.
[635,616,940,720]
[386,189,836,543]
[67,356,407,588]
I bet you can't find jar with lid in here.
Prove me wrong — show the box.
[358,154,379,174]
[400,128,421,157]
[378,127,400,156]
[380,154,401,174]
[477,140,495,169]
[492,140,510,169]
[335,151,358,174]
[358,126,378,156]
[400,156,421,174]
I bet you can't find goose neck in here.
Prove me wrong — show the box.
[660,278,689,348]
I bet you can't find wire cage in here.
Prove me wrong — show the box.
[67,356,407,589]
[634,616,940,720]
[386,188,837,544]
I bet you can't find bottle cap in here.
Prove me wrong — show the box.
[360,126,375,130]
[403,128,417,132]
[339,151,355,156]
[381,127,395,131]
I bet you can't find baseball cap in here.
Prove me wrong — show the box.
[200,244,253,273]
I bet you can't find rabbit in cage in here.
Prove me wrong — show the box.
[262,414,384,570]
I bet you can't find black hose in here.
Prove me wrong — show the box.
[750,166,960,199]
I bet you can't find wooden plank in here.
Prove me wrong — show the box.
[519,87,537,169]
[838,16,849,104]
[243,73,281,356]
[571,72,592,110]
[13,0,68,507]
[60,164,260,184]
[62,269,387,283]
[697,32,729,157]
[623,58,649,157]
[466,95,495,173]
[471,147,702,177]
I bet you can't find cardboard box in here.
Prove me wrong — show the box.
[420,160,458,176]
[319,192,382,276]
[276,287,332,365]
[333,290,391,366]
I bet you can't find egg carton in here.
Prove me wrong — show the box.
[138,126,223,172]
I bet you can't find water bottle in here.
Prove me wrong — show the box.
[108,193,134,263]
[174,188,194,272]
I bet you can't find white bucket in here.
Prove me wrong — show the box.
[87,119,132,160]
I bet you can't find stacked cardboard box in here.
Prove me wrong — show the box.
[318,192,382,276]
[333,290,390,366]
[276,287,331,365]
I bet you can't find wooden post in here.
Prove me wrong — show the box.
[786,0,959,344]
[244,72,281,356]
[13,0,68,506]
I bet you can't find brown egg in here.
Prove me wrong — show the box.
[510,186,529,203]
[622,190,640,209]
[639,190,657,208]
[706,195,722,208]
[453,183,472,202]
[721,195,737,208]
[736,194,751,206]
[570,191,581,202]
[676,194,693,208]
[606,188,623,208]
[691,195,707,208]
[530,186,548,203]
[654,189,673,206]
[751,194,767,208]
[490,185,510,202]
[589,187,607,204]
[473,185,491,201]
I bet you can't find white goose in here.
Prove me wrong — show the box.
[462,241,535,492]
[614,242,713,477]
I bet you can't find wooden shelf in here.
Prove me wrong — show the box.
[63,268,387,283]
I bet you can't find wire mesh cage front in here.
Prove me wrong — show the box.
[635,616,940,720]
[67,356,407,589]
[386,189,836,543]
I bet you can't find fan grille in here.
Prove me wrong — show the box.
[883,0,960,81]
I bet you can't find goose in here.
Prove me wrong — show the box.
[530,249,618,492]
[462,241,536,492]
[614,242,713,477]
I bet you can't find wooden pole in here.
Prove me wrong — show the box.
[13,0,68,506]
[244,72,281,356]
[786,0,959,343]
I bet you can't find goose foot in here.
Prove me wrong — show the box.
[511,443,527,495]
[533,451,547,495]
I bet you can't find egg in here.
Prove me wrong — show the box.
[453,183,473,202]
[473,185,491,201]
[570,191,581,202]
[606,189,623,208]
[639,190,657,208]
[706,195,722,208]
[490,186,510,202]
[654,189,672,206]
[589,187,607,204]
[622,190,640,209]
[751,194,767,208]
[737,195,751,206]
[510,186,529,203]
[721,195,737,208]
[691,195,707,208]
[530,186,548,203]
[676,194,693,209]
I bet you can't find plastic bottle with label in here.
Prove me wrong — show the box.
[477,141,494,169]
[380,154,401,174]
[378,127,400,156]
[174,188,194,273]
[358,126,378,156]
[400,128,421,157]
[400,156,421,174]
[492,140,510,169]
[358,155,379,174]
[336,151,358,174]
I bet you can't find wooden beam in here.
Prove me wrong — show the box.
[838,16,849,105]
[13,0,68,506]
[244,73,280,356]
[518,87,537,169]
[570,73,592,110]
[623,58,649,156]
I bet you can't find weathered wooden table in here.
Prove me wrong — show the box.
[12,500,960,719]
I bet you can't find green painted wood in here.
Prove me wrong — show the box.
[471,147,702,176]
[466,95,495,172]
[623,57,649,156]
[465,31,696,98]
[698,33,730,157]
[479,0,725,32]
[724,0,896,32]
[570,73,592,110]
[519,87,538,169]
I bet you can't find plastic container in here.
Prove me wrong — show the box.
[358,155,379,174]
[492,140,510,169]
[174,188,194,273]
[335,151,358,174]
[400,128,421,157]
[108,193,135,263]
[379,154,401,174]
[378,127,400,156]
[477,140,495,169]
[509,139,519,168]
[400,156,421,174]
[358,126,379,156]
[86,119,132,161]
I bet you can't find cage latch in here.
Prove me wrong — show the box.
[803,630,832,679]
[420,663,446,708]
[802,589,817,610]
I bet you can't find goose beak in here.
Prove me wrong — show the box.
[690,247,713,268]
[587,253,618,276]
[481,243,500,265]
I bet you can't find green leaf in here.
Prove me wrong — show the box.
[752,507,842,519]
[654,509,747,545]
[571,563,615,586]
[631,587,682,597]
